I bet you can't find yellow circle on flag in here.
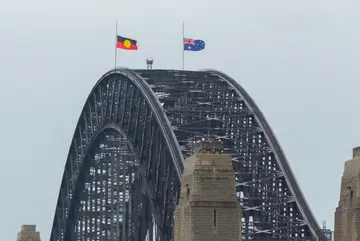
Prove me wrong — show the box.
[124,40,131,48]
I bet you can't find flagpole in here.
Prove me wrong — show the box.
[115,20,118,70]
[182,21,184,70]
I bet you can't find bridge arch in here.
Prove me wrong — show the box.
[50,68,184,241]
[50,68,322,241]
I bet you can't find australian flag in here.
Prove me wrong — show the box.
[184,38,205,51]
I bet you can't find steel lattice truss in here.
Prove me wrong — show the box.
[50,68,324,241]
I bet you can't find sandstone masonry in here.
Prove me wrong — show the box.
[17,225,41,241]
[334,146,360,241]
[173,140,241,241]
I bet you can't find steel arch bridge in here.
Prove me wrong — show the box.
[50,68,323,241]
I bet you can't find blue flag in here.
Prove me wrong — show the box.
[184,38,205,51]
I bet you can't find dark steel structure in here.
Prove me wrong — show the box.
[50,68,323,241]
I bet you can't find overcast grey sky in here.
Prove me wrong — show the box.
[1,0,360,240]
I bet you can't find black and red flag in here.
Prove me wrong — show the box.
[116,35,138,50]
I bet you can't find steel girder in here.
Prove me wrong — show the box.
[50,68,323,241]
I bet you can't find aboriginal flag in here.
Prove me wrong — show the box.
[116,35,138,50]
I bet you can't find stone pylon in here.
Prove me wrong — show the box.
[173,140,242,241]
[17,225,41,241]
[334,146,360,241]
